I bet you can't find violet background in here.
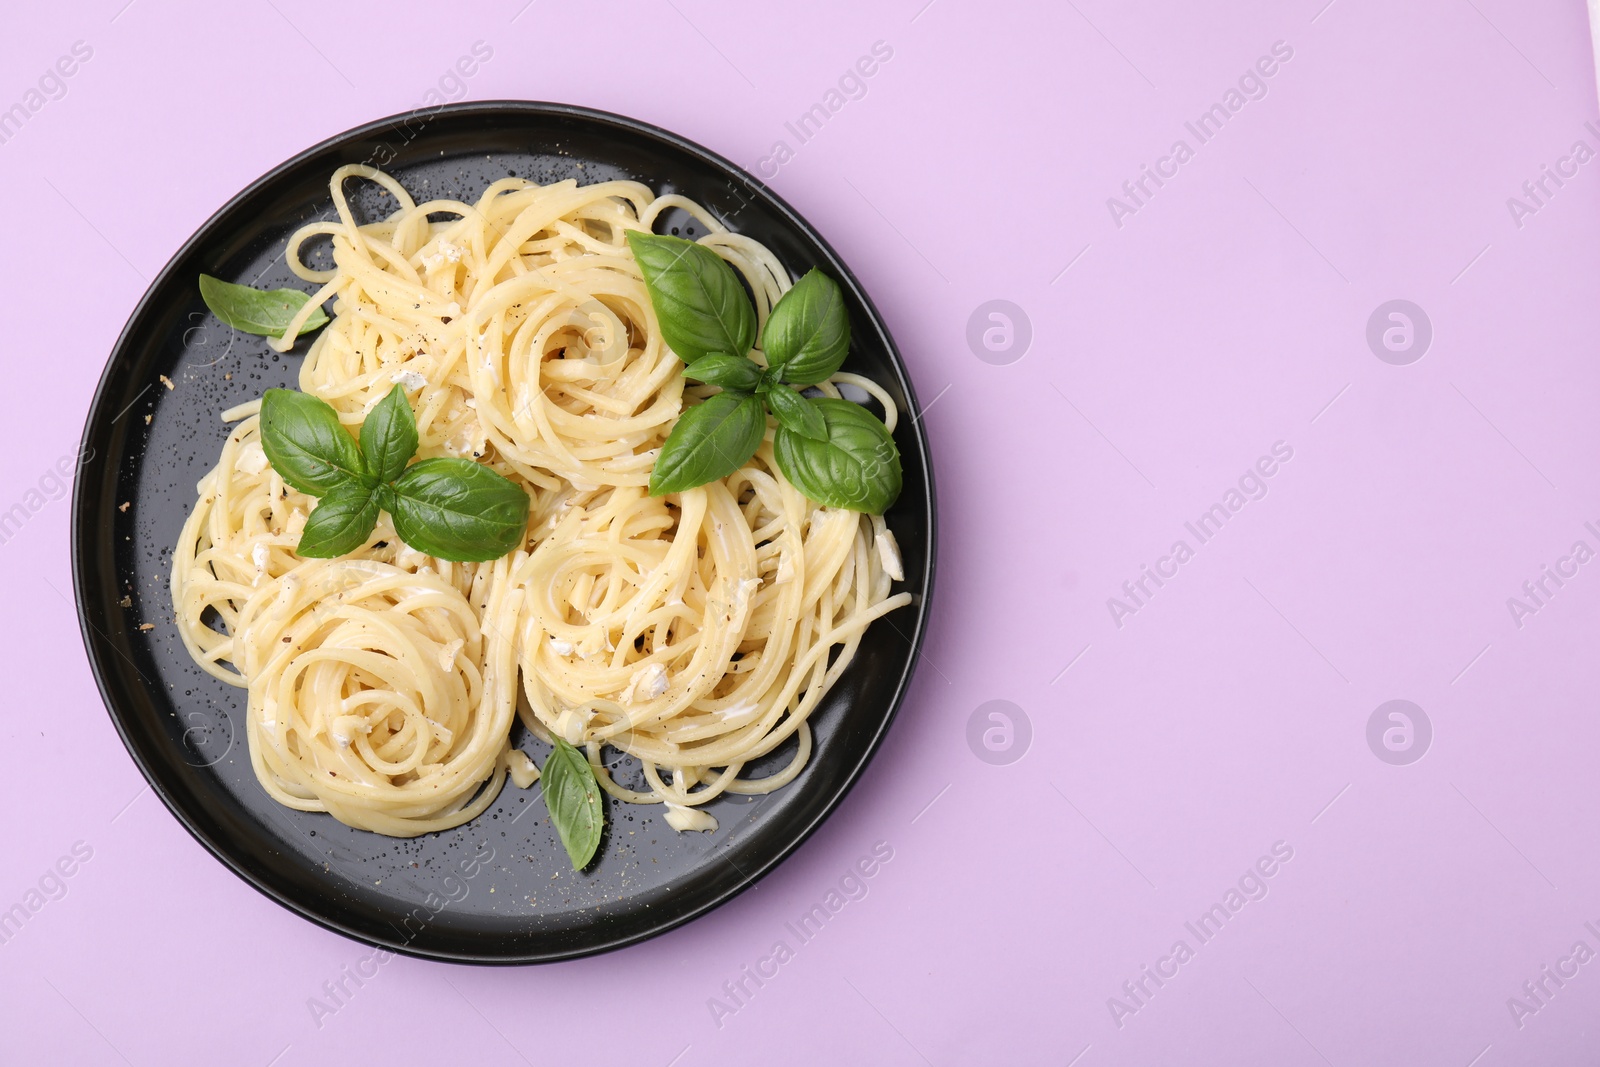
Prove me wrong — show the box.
[3,0,1599,1063]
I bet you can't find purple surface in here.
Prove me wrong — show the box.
[3,0,1598,1063]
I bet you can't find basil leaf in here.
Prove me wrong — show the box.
[541,736,603,871]
[295,484,380,558]
[761,269,849,386]
[390,458,530,562]
[649,392,767,496]
[682,353,763,393]
[773,398,902,514]
[763,383,827,441]
[626,232,755,363]
[199,274,328,337]
[359,385,418,484]
[260,388,370,496]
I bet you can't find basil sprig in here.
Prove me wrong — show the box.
[759,268,850,385]
[260,388,368,494]
[773,399,902,515]
[260,385,530,562]
[360,383,419,483]
[648,392,768,495]
[199,274,328,337]
[763,381,827,441]
[389,459,531,562]
[295,483,383,558]
[628,234,902,514]
[680,353,763,393]
[625,232,754,362]
[541,736,604,871]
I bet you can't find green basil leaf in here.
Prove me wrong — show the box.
[295,484,380,558]
[649,392,767,496]
[763,383,827,441]
[682,353,763,393]
[199,274,329,337]
[625,231,755,363]
[260,388,370,496]
[359,385,418,484]
[390,458,530,562]
[541,736,604,871]
[760,269,850,386]
[773,398,902,514]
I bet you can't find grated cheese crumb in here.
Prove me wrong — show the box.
[876,528,904,581]
[236,442,269,475]
[663,803,717,833]
[624,663,669,704]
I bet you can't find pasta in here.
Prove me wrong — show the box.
[171,165,909,841]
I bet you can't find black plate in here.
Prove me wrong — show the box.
[70,102,934,963]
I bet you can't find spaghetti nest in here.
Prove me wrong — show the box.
[171,165,908,838]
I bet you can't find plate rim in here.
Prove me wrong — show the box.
[70,99,937,964]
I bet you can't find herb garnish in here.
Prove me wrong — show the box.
[260,385,529,562]
[625,232,902,513]
[199,275,328,337]
[541,736,604,871]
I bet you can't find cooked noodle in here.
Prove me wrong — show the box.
[171,165,908,839]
